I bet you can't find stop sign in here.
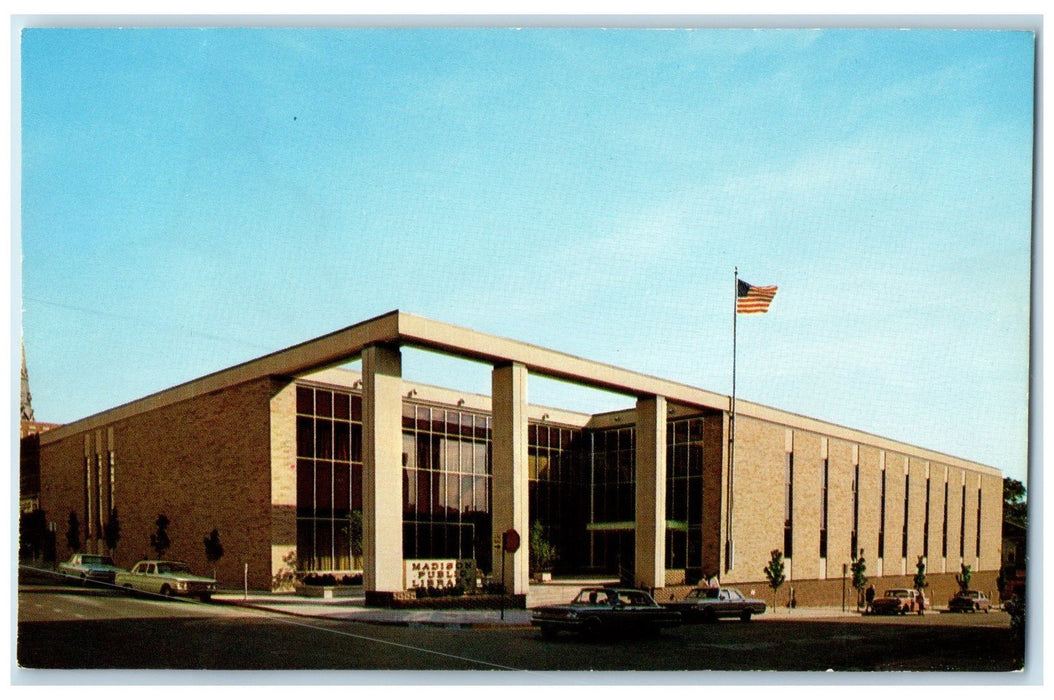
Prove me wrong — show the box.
[502,528,520,553]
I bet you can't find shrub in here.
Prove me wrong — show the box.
[482,581,506,595]
[272,550,302,591]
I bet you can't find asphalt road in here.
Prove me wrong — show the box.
[17,585,1025,674]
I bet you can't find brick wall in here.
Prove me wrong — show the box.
[725,416,785,582]
[718,416,1002,590]
[269,381,298,582]
[40,377,281,589]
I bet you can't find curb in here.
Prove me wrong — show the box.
[215,598,535,629]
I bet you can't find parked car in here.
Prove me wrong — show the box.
[115,560,217,602]
[870,588,925,615]
[531,587,682,638]
[948,589,991,613]
[58,553,125,585]
[663,586,767,622]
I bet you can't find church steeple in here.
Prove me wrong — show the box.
[21,338,35,422]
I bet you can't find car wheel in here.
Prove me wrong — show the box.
[740,610,753,622]
[160,584,173,597]
[199,593,212,603]
[540,625,558,639]
[123,584,135,596]
[702,608,718,623]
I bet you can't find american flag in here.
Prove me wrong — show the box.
[737,280,778,314]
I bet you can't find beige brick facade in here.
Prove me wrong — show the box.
[825,439,855,579]
[715,417,1002,605]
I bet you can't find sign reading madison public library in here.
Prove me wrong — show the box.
[404,559,477,589]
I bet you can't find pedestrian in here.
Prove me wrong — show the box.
[865,583,876,613]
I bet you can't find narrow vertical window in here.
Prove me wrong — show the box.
[923,477,931,558]
[108,451,116,513]
[819,458,829,558]
[975,488,982,558]
[96,452,105,536]
[959,484,967,559]
[878,468,886,558]
[851,464,859,558]
[784,452,794,558]
[902,473,909,558]
[942,480,949,558]
[84,455,92,541]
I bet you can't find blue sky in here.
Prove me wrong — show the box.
[18,27,1034,483]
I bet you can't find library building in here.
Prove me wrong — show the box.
[35,311,1003,606]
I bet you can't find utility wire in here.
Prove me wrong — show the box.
[22,296,274,353]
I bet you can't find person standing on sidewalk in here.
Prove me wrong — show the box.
[865,584,876,613]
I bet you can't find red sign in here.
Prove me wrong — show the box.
[502,528,520,553]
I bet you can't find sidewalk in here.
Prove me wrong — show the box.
[212,591,534,628]
[211,590,863,628]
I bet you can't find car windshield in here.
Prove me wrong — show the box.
[156,562,191,574]
[82,555,114,566]
[886,590,910,598]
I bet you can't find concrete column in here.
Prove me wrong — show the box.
[362,344,404,594]
[635,395,667,590]
[491,362,529,595]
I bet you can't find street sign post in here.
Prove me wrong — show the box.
[499,528,520,620]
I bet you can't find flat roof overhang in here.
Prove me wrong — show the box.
[41,310,729,444]
[38,310,1001,477]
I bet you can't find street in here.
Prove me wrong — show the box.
[17,585,1025,673]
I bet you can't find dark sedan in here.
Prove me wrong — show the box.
[531,587,682,638]
[664,586,767,622]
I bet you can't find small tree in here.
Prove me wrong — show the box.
[529,521,557,573]
[956,563,972,592]
[272,549,302,591]
[851,551,868,608]
[203,528,224,578]
[150,514,171,558]
[103,508,121,556]
[1003,477,1027,528]
[913,555,928,591]
[762,549,786,610]
[65,511,81,554]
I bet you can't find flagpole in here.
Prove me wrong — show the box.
[727,266,738,573]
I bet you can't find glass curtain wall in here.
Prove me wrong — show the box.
[296,385,362,572]
[587,426,637,575]
[666,417,705,573]
[401,403,493,572]
[295,382,709,579]
[586,416,705,576]
[528,422,589,573]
